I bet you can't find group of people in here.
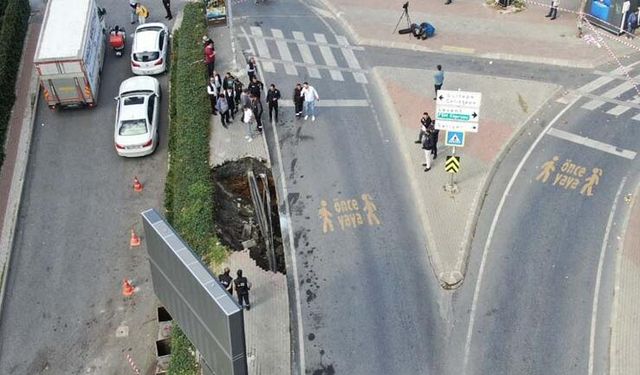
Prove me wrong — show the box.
[204,43,321,142]
[218,268,252,310]
[415,112,439,172]
[128,0,173,24]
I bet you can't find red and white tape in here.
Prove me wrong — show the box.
[125,353,141,375]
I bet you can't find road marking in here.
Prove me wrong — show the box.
[314,33,344,81]
[535,156,604,196]
[241,26,306,375]
[278,99,369,107]
[270,29,298,76]
[292,31,322,79]
[546,128,637,160]
[246,31,365,51]
[318,195,381,233]
[606,94,640,116]
[463,94,582,375]
[581,74,640,110]
[336,36,367,84]
[577,91,640,110]
[249,26,275,72]
[251,56,368,75]
[581,60,640,92]
[588,177,626,375]
[441,45,475,54]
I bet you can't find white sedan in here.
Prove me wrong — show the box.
[114,76,160,157]
[131,23,169,75]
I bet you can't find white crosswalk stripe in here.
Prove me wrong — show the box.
[271,29,298,76]
[250,26,276,73]
[336,36,367,84]
[582,75,640,110]
[313,33,344,81]
[292,31,322,79]
[607,95,640,116]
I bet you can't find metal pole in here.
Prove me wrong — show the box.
[449,146,456,188]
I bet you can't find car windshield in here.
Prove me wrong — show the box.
[119,119,148,136]
[123,96,145,105]
[133,51,160,62]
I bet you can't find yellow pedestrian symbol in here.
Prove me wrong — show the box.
[361,194,381,226]
[318,200,334,233]
[536,156,559,183]
[580,168,602,196]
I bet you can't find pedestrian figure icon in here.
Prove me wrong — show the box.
[318,200,334,233]
[361,194,381,226]
[580,168,602,196]
[536,156,559,183]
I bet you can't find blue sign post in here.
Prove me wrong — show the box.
[445,130,465,147]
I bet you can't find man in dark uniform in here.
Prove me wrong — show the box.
[266,84,281,123]
[218,267,233,295]
[234,269,251,310]
[162,0,172,20]
[251,95,264,132]
[248,76,264,100]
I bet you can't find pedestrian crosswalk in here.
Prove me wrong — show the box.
[560,66,640,122]
[244,26,368,84]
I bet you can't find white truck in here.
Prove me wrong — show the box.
[34,0,106,109]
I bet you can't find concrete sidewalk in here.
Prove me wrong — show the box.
[207,19,291,375]
[320,0,635,68]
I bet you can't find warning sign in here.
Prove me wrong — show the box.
[445,156,460,173]
[445,131,465,147]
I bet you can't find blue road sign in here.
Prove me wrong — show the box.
[445,130,465,147]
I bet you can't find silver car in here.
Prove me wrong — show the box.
[114,76,160,157]
[131,23,169,75]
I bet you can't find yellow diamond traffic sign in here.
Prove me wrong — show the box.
[445,156,460,173]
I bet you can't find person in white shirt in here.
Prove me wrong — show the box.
[300,82,319,121]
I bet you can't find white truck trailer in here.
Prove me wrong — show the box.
[34,0,106,109]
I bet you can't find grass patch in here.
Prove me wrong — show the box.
[164,3,228,373]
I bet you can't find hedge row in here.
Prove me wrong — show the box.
[165,3,227,374]
[0,0,29,169]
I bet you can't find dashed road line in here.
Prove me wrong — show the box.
[314,33,344,81]
[279,99,369,107]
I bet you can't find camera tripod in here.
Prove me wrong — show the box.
[393,2,412,34]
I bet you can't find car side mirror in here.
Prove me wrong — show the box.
[114,96,119,101]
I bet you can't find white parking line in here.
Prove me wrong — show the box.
[271,29,298,76]
[314,33,344,81]
[546,128,637,160]
[249,26,275,72]
[292,31,321,79]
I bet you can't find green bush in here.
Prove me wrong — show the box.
[0,0,29,168]
[164,3,227,374]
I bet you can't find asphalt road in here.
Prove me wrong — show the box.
[233,1,446,374]
[0,1,175,373]
[448,66,640,375]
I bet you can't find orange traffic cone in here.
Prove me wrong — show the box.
[133,176,143,192]
[122,279,135,297]
[130,227,141,248]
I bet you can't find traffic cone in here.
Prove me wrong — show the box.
[130,227,141,248]
[133,176,143,192]
[122,279,135,297]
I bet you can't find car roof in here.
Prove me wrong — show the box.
[119,76,158,95]
[133,24,166,52]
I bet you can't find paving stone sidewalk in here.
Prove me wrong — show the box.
[207,21,290,375]
[320,0,634,68]
[373,66,559,286]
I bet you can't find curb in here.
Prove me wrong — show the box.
[0,19,40,317]
[316,0,602,69]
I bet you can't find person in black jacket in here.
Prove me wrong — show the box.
[293,83,304,117]
[251,95,264,132]
[218,267,233,295]
[266,84,281,123]
[233,78,244,107]
[422,124,435,172]
[248,76,263,100]
[415,112,432,144]
[234,269,251,310]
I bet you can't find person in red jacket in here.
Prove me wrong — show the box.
[203,38,216,78]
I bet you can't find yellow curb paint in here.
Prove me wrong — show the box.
[441,45,475,54]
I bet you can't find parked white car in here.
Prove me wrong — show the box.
[114,76,160,157]
[130,23,168,75]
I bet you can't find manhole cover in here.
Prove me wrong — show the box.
[116,325,129,338]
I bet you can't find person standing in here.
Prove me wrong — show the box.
[129,0,138,24]
[433,65,444,100]
[216,93,230,128]
[293,83,304,118]
[266,84,281,123]
[223,72,235,91]
[243,106,255,142]
[240,88,251,110]
[234,269,251,310]
[204,39,216,79]
[431,126,440,159]
[545,0,559,20]
[162,0,172,20]
[218,267,233,295]
[225,87,236,120]
[247,57,257,81]
[135,3,149,24]
[233,77,244,107]
[415,112,432,144]
[251,95,264,132]
[248,76,264,100]
[421,125,435,172]
[213,71,222,92]
[207,76,218,115]
[626,9,638,38]
[301,82,319,121]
